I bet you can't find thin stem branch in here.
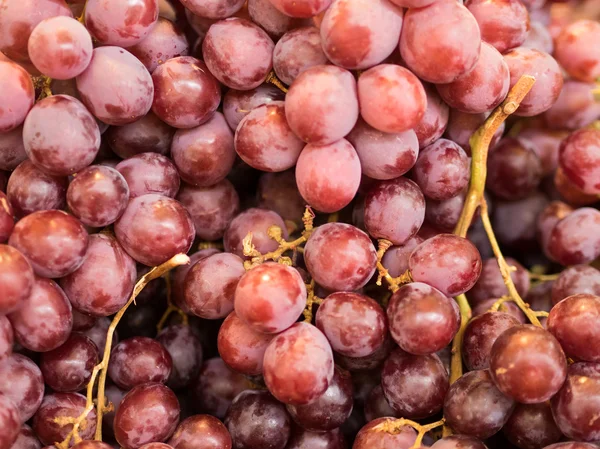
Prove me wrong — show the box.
[375,239,412,293]
[265,71,288,93]
[302,280,323,323]
[528,272,560,282]
[156,272,188,333]
[449,294,471,384]
[374,418,445,448]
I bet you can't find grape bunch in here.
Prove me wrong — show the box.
[0,1,600,449]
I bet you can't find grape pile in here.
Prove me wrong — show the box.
[0,1,599,449]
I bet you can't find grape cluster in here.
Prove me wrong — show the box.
[0,1,600,449]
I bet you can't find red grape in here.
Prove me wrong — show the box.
[335,333,396,373]
[71,442,113,449]
[364,385,399,421]
[248,0,307,38]
[415,84,450,149]
[503,402,562,449]
[0,244,34,315]
[554,20,600,83]
[0,61,35,133]
[267,0,332,18]
[517,128,564,177]
[0,126,27,171]
[10,424,42,449]
[116,153,180,199]
[180,0,245,19]
[492,191,548,249]
[168,415,232,449]
[551,265,600,305]
[273,27,328,85]
[0,393,20,449]
[353,417,417,449]
[257,171,305,226]
[469,257,530,304]
[157,325,203,390]
[0,316,13,361]
[223,208,288,258]
[380,236,423,277]
[0,354,44,422]
[558,128,600,195]
[425,191,466,232]
[544,80,600,131]
[553,167,599,207]
[106,112,174,159]
[431,435,487,449]
[548,208,600,266]
[223,85,284,131]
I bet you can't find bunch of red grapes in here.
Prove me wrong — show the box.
[0,0,600,449]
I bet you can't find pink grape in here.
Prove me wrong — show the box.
[400,0,481,84]
[60,234,137,316]
[248,0,307,38]
[151,57,221,129]
[223,208,288,258]
[0,396,20,449]
[0,354,44,422]
[364,177,425,245]
[114,194,194,266]
[223,85,284,130]
[0,245,34,315]
[129,17,189,73]
[558,128,600,195]
[517,128,565,176]
[0,61,35,133]
[551,265,600,305]
[170,112,235,187]
[176,180,239,241]
[106,112,174,158]
[116,153,180,198]
[358,64,426,133]
[76,46,154,125]
[180,0,245,19]
[304,222,377,292]
[172,248,220,311]
[295,139,361,213]
[0,0,72,62]
[8,276,73,352]
[347,119,419,180]
[554,20,600,83]
[523,21,554,54]
[353,418,417,449]
[436,43,510,114]
[503,47,563,117]
[388,0,435,6]
[267,0,332,18]
[273,27,328,85]
[415,84,450,149]
[183,252,245,319]
[445,109,505,155]
[320,0,403,70]
[548,208,600,266]
[381,236,423,277]
[202,18,274,90]
[23,95,100,176]
[544,80,600,131]
[84,0,158,47]
[425,191,466,232]
[409,234,483,297]
[28,16,92,79]
[0,316,12,361]
[285,65,359,145]
[263,322,334,405]
[67,165,129,227]
[235,262,306,333]
[0,126,27,171]
[234,101,304,172]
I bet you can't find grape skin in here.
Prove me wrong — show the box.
[249,0,307,38]
[0,244,34,315]
[0,316,13,361]
[548,208,600,266]
[503,402,563,449]
[0,393,21,449]
[0,61,35,133]
[0,354,45,422]
[554,20,600,83]
[116,153,180,199]
[168,415,232,449]
[106,112,174,159]
[223,85,284,131]
[558,128,600,195]
[430,435,487,449]
[257,171,305,226]
[544,80,600,131]
[273,27,328,85]
[157,325,203,390]
[267,0,332,18]
[551,265,600,305]
[180,0,245,19]
[353,418,417,449]
[380,236,423,277]
[415,84,449,149]
[10,424,42,449]
[469,257,530,305]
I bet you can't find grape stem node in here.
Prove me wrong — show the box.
[265,71,289,93]
[375,239,412,293]
[303,280,324,323]
[374,417,445,448]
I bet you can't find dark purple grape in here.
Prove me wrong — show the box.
[548,208,600,266]
[257,171,305,227]
[223,85,284,131]
[469,257,530,305]
[0,244,34,315]
[114,383,180,449]
[551,362,600,441]
[114,194,194,266]
[444,370,515,439]
[106,112,174,159]
[463,312,521,371]
[551,265,600,305]
[526,281,554,313]
[430,435,487,449]
[286,366,353,432]
[0,354,44,422]
[490,325,567,403]
[492,191,549,248]
[263,323,334,406]
[503,402,562,449]
[225,390,291,449]
[108,337,172,390]
[425,191,465,232]
[168,414,232,449]
[353,418,417,449]
[10,424,42,449]
[157,325,203,390]
[0,393,20,449]
[33,393,97,446]
[304,223,377,292]
[382,348,448,419]
[223,208,288,259]
[102,384,126,436]
[40,333,99,392]
[364,385,399,422]
[116,153,180,199]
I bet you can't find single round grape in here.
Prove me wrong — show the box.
[0,354,44,422]
[553,167,599,207]
[387,283,459,355]
[273,27,327,85]
[76,47,154,125]
[71,310,96,332]
[445,110,505,155]
[0,61,35,133]
[0,126,27,171]
[9,210,89,278]
[463,312,521,371]
[286,427,345,449]
[558,128,600,195]
[248,0,306,38]
[551,266,600,305]
[256,175,303,231]
[0,245,34,315]
[171,249,220,312]
[503,48,563,117]
[67,165,129,227]
[431,435,487,449]
[180,0,244,19]
[364,384,399,421]
[472,299,526,324]
[554,20,600,83]
[492,191,549,249]
[353,418,417,449]
[415,84,450,149]
[436,42,510,114]
[223,208,288,258]
[347,119,419,180]
[84,0,158,47]
[551,362,600,441]
[225,390,290,449]
[425,191,466,232]
[202,18,273,90]
[10,424,42,449]
[157,325,203,390]
[28,16,92,79]
[517,128,564,177]
[114,383,179,449]
[409,234,482,297]
[267,0,331,17]
[152,57,220,129]
[223,85,284,131]
[176,180,239,241]
[316,292,387,357]
[285,65,359,145]
[128,17,188,73]
[490,325,567,403]
[0,393,20,449]
[235,262,306,334]
[168,414,232,449]
[263,322,334,405]
[295,138,361,213]
[304,223,377,292]
[503,402,562,449]
[184,253,245,319]
[114,194,194,266]
[444,369,515,439]
[537,201,573,260]
[400,0,481,84]
[33,393,97,446]
[544,80,600,131]
[116,153,180,198]
[381,237,423,278]
[320,0,403,70]
[170,112,235,187]
[469,257,530,304]
[548,208,600,266]
[106,112,173,158]
[40,333,98,393]
[192,358,248,419]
